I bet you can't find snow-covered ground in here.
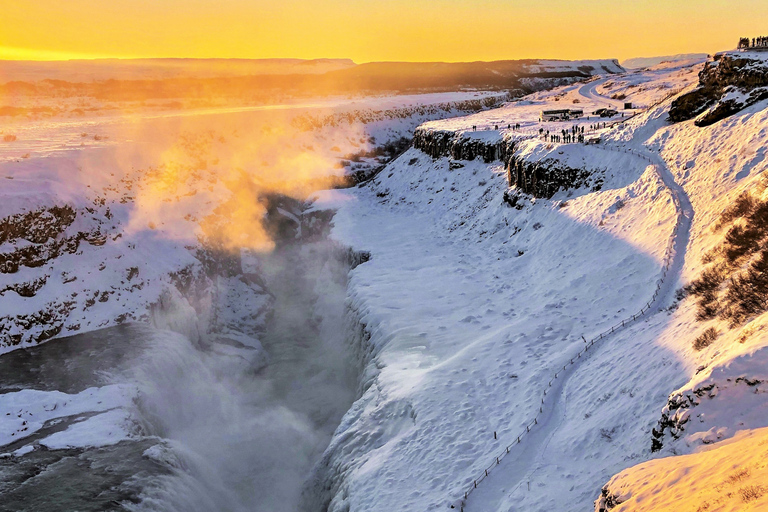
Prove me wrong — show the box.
[4,51,768,512]
[0,89,511,509]
[621,53,708,70]
[0,90,504,351]
[417,62,699,140]
[306,55,768,512]
[595,426,768,511]
[0,384,137,455]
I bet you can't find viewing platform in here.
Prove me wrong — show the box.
[737,36,768,51]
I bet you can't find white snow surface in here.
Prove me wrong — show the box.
[420,63,700,136]
[4,52,768,512]
[0,90,510,468]
[621,53,709,70]
[596,426,768,511]
[310,56,768,512]
[0,384,137,455]
[521,59,623,75]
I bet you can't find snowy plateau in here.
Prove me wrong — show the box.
[1,52,768,512]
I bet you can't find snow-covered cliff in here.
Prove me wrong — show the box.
[306,54,768,512]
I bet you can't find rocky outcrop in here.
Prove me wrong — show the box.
[505,156,603,198]
[669,52,768,126]
[650,387,705,452]
[0,300,77,346]
[413,128,603,198]
[0,275,48,297]
[0,230,106,274]
[413,128,512,163]
[0,205,76,245]
[650,376,765,451]
[594,486,625,512]
[0,204,114,347]
[0,205,109,274]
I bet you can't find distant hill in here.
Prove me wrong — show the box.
[0,58,357,82]
[319,59,624,92]
[621,53,708,70]
[0,57,625,115]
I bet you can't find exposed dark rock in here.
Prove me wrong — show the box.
[0,230,104,274]
[414,128,603,198]
[594,486,625,512]
[0,299,76,346]
[343,136,415,185]
[505,155,603,198]
[0,205,111,275]
[413,128,510,163]
[502,189,525,209]
[0,275,48,297]
[669,53,768,126]
[0,205,76,245]
[647,377,767,452]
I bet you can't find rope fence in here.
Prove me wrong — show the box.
[452,144,683,511]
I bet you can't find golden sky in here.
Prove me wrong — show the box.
[2,0,766,63]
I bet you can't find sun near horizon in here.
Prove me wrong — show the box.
[3,0,768,64]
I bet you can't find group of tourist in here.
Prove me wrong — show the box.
[467,115,610,145]
[538,124,588,144]
[738,36,768,49]
[471,122,523,132]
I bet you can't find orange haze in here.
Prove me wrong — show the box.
[2,0,768,63]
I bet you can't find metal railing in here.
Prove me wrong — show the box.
[452,145,683,511]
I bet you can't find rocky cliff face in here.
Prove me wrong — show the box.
[0,198,272,350]
[669,52,768,126]
[412,128,511,163]
[0,204,113,346]
[650,382,715,452]
[0,205,103,274]
[413,128,603,199]
[505,155,603,198]
[0,189,357,355]
[650,370,766,452]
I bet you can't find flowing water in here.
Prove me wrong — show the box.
[0,236,357,512]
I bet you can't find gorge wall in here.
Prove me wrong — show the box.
[412,128,603,199]
[669,51,768,126]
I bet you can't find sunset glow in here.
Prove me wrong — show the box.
[3,2,768,511]
[3,0,768,63]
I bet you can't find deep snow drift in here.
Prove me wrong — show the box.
[594,426,768,511]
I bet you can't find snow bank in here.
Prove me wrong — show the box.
[596,426,768,511]
[0,384,137,454]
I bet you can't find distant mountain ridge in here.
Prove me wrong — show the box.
[0,58,624,115]
[0,58,357,82]
[0,58,623,86]
[319,59,624,92]
[621,53,708,69]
